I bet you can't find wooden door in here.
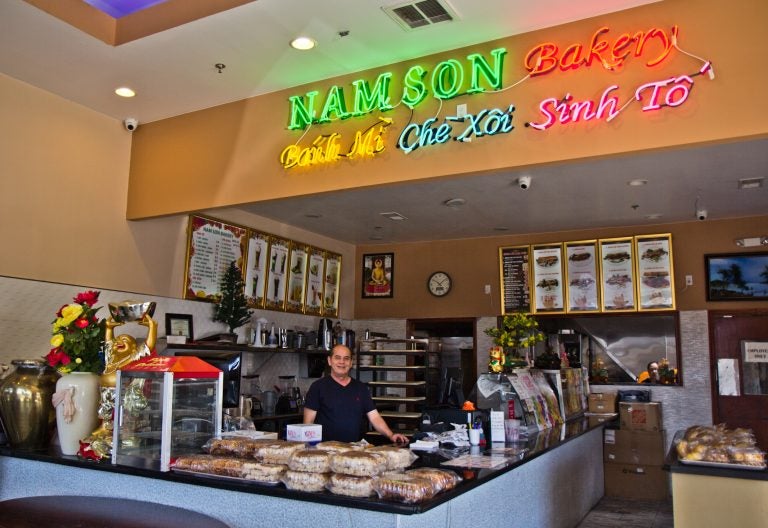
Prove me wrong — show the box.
[709,310,768,449]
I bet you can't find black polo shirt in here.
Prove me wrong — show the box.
[304,375,375,442]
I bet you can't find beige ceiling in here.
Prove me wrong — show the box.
[2,0,766,244]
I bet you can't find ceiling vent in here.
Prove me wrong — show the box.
[384,0,457,31]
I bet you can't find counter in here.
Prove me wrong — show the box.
[0,420,604,528]
[667,457,768,527]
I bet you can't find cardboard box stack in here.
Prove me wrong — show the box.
[587,392,617,427]
[604,401,669,500]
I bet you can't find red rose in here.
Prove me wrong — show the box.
[55,304,68,318]
[45,348,70,367]
[75,318,90,329]
[74,290,100,307]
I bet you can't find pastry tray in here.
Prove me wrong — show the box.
[172,468,282,485]
[678,459,766,471]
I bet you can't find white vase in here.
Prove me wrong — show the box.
[53,372,100,455]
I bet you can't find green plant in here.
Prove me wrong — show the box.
[213,261,253,333]
[484,312,545,349]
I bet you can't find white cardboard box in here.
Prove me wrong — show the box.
[286,424,322,443]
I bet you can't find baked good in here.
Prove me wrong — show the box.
[368,446,416,470]
[255,441,306,465]
[676,424,766,466]
[282,470,330,492]
[405,468,461,492]
[328,474,374,497]
[371,472,435,504]
[172,454,216,473]
[315,441,364,453]
[288,449,331,473]
[204,437,274,458]
[330,450,387,476]
[241,462,287,482]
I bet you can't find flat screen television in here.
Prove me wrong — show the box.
[173,350,241,408]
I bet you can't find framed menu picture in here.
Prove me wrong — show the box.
[323,252,342,317]
[531,244,565,313]
[304,247,326,315]
[285,242,309,313]
[183,215,248,302]
[599,237,636,312]
[264,236,290,311]
[499,245,531,314]
[244,230,269,308]
[565,240,600,313]
[635,233,676,311]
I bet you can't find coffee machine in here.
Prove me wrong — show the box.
[317,318,333,350]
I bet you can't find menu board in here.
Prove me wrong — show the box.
[323,252,342,317]
[285,242,309,313]
[636,234,675,310]
[304,247,325,316]
[264,236,290,311]
[531,244,565,313]
[183,215,247,301]
[244,231,269,308]
[599,237,636,311]
[565,241,600,312]
[499,245,531,314]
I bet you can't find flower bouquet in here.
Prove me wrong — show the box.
[46,290,106,374]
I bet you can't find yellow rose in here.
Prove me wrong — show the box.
[50,334,64,347]
[55,304,84,329]
[75,358,82,364]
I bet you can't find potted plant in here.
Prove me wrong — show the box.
[213,261,253,343]
[484,312,545,371]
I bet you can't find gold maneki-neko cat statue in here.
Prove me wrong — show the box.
[83,301,157,459]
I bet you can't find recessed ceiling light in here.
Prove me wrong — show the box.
[370,234,384,240]
[627,179,648,187]
[645,214,663,219]
[443,198,466,208]
[738,177,764,189]
[380,211,408,221]
[290,37,316,50]
[304,213,322,219]
[115,87,135,98]
[493,227,509,231]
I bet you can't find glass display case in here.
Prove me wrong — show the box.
[112,355,223,471]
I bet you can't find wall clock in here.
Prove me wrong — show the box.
[427,271,452,297]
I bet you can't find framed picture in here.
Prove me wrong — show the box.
[244,230,269,308]
[362,252,393,298]
[304,247,326,316]
[564,240,600,313]
[531,244,565,313]
[499,245,531,314]
[183,215,248,302]
[165,313,194,341]
[285,241,309,313]
[706,251,768,301]
[635,233,675,311]
[599,237,637,312]
[323,252,342,316]
[264,236,290,311]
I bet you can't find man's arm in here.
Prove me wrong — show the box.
[367,409,409,444]
[303,407,317,424]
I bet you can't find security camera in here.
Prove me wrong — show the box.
[696,209,708,221]
[123,118,138,132]
[517,175,532,190]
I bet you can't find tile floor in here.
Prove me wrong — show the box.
[576,496,674,528]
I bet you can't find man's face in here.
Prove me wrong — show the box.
[328,349,353,378]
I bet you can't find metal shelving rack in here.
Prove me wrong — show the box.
[356,338,439,437]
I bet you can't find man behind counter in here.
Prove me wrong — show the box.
[303,344,409,444]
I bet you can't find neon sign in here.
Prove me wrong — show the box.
[524,26,678,76]
[398,105,515,154]
[287,48,507,130]
[527,63,711,131]
[280,118,392,169]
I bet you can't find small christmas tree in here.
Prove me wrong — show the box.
[213,261,253,335]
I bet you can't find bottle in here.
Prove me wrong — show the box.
[267,323,277,347]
